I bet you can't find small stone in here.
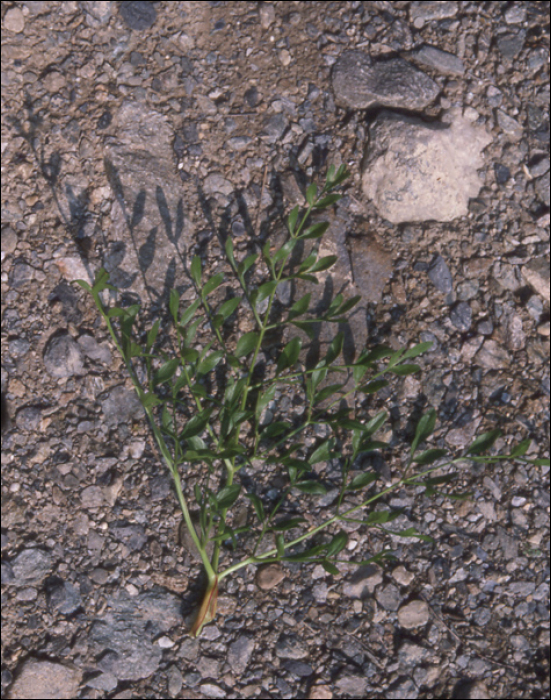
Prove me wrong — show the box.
[534,171,550,206]
[410,1,459,27]
[411,45,464,76]
[259,3,276,29]
[203,173,234,197]
[308,685,333,700]
[450,301,472,331]
[428,255,453,294]
[398,600,430,628]
[335,674,368,698]
[522,258,550,302]
[504,5,527,24]
[255,563,285,590]
[43,333,86,378]
[495,109,523,142]
[279,49,292,66]
[1,226,18,255]
[261,113,288,143]
[118,1,156,30]
[475,339,511,370]
[349,236,393,303]
[3,7,25,32]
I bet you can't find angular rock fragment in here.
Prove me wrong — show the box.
[332,50,439,111]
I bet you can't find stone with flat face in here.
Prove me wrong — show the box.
[362,108,493,223]
[332,50,440,111]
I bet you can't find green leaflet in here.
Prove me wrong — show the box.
[235,332,259,357]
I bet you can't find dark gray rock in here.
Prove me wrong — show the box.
[89,587,183,681]
[428,255,453,294]
[332,50,440,111]
[118,1,156,30]
[450,301,472,331]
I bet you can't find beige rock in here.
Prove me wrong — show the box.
[255,563,285,590]
[398,599,430,628]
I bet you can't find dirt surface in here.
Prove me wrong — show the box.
[1,2,550,699]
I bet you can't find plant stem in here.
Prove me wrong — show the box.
[217,458,462,582]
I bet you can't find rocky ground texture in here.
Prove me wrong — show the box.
[1,1,550,699]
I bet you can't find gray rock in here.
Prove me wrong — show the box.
[387,678,419,699]
[428,255,453,293]
[203,173,234,197]
[497,31,526,60]
[475,339,511,370]
[43,333,85,378]
[118,1,157,31]
[342,564,381,599]
[46,579,82,615]
[535,171,550,206]
[332,51,439,111]
[411,45,465,76]
[362,109,492,223]
[100,385,143,426]
[335,673,368,698]
[276,633,309,660]
[227,635,255,675]
[349,235,393,303]
[495,109,523,142]
[103,101,194,305]
[77,334,112,364]
[261,113,289,143]
[521,258,550,302]
[450,301,472,331]
[10,260,35,289]
[410,1,459,26]
[89,587,183,681]
[10,548,52,587]
[376,583,401,611]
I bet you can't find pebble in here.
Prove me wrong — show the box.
[3,7,25,33]
[398,600,430,628]
[255,564,285,590]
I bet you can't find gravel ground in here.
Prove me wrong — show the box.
[1,2,550,699]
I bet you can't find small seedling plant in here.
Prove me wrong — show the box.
[76,165,549,637]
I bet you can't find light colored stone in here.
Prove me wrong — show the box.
[255,563,285,590]
[7,660,82,700]
[309,684,333,700]
[475,339,511,370]
[362,108,492,223]
[259,3,276,29]
[3,7,25,33]
[398,599,430,628]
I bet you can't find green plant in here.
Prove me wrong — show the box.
[75,165,549,637]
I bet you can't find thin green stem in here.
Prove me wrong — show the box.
[217,458,462,582]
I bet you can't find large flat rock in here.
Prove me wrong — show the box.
[362,108,492,223]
